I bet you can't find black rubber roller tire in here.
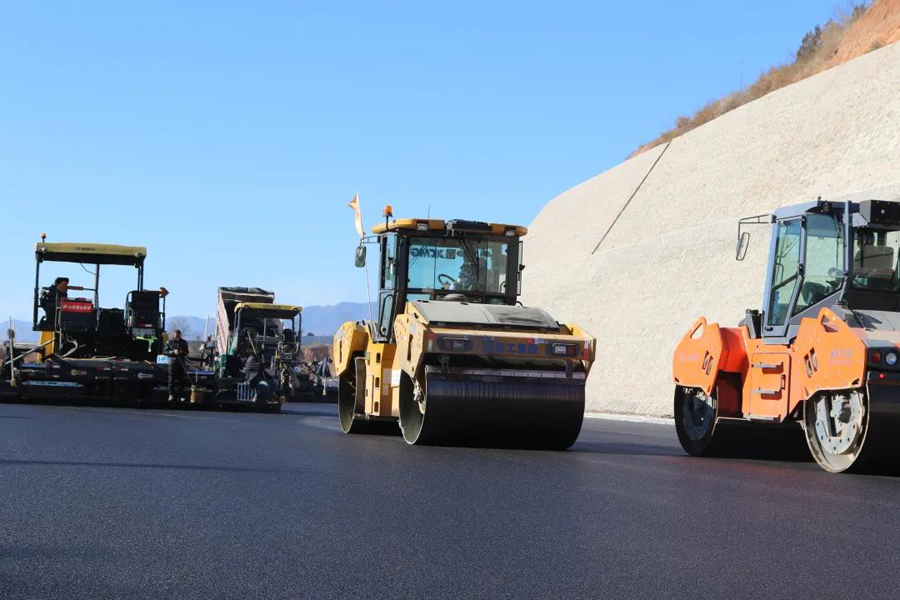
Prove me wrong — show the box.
[399,370,585,449]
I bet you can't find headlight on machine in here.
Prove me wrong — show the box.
[885,351,898,367]
[551,343,576,357]
[442,337,471,352]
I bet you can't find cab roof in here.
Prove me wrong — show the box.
[36,242,147,266]
[235,302,303,318]
[371,218,527,237]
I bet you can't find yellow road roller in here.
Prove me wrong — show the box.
[333,208,595,448]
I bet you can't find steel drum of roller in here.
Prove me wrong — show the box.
[399,366,586,448]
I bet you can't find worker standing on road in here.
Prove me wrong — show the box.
[241,330,270,402]
[316,357,332,396]
[166,329,190,402]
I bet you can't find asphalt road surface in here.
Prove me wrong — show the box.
[2,402,900,600]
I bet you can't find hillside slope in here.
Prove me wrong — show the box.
[827,0,900,66]
[636,0,900,155]
[523,41,900,417]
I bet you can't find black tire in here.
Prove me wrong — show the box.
[337,356,399,436]
[674,385,718,456]
[338,354,367,434]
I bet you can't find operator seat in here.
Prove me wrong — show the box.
[126,291,162,330]
[37,286,57,330]
[739,309,762,338]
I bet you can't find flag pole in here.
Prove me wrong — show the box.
[364,253,374,325]
[349,191,375,324]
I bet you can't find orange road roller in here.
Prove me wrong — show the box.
[673,198,900,473]
[334,208,595,448]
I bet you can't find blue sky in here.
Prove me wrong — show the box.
[1,0,845,319]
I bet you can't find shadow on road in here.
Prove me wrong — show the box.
[281,407,338,418]
[571,441,684,457]
[0,458,300,475]
[1,397,141,409]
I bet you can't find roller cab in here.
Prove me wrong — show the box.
[673,198,900,473]
[334,211,595,447]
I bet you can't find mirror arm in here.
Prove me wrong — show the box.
[736,213,775,262]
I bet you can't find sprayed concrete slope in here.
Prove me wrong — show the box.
[524,42,900,417]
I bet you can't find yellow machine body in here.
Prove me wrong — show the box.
[334,215,595,447]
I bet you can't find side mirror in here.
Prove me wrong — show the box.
[355,244,367,268]
[736,231,751,261]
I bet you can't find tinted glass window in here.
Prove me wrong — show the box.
[852,228,900,291]
[767,219,802,327]
[794,213,844,315]
[382,234,397,290]
[378,293,394,337]
[407,237,509,295]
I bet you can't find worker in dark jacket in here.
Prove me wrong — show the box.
[166,329,190,402]
[316,357,332,396]
[241,330,270,403]
[54,277,86,300]
[243,351,264,386]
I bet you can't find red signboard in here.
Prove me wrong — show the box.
[60,300,93,313]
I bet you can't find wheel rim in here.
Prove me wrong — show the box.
[681,388,716,441]
[399,374,426,444]
[804,390,867,472]
[338,373,356,433]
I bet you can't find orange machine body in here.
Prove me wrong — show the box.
[673,198,900,472]
[673,307,870,423]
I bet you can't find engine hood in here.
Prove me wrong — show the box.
[408,300,561,332]
[847,310,900,347]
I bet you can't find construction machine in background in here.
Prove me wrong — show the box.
[674,198,900,473]
[0,237,179,405]
[334,207,595,448]
[213,287,317,411]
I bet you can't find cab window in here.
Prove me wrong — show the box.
[378,293,395,337]
[381,233,397,290]
[406,237,509,295]
[767,219,802,327]
[852,228,900,291]
[794,213,844,315]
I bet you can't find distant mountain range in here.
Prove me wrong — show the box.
[2,302,370,344]
[167,302,370,340]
